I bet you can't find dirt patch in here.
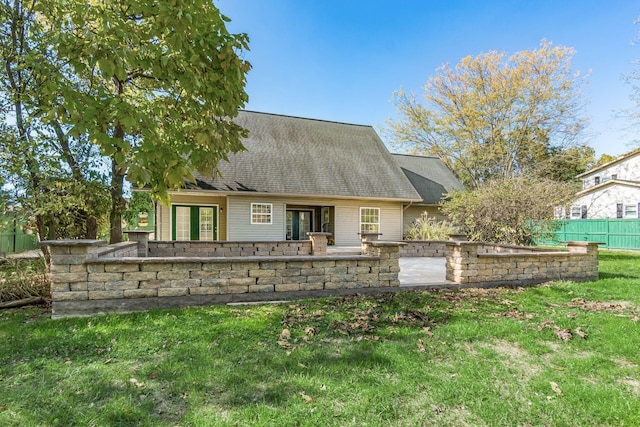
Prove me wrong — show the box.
[478,339,542,380]
[611,357,639,369]
[619,378,640,395]
[566,298,637,313]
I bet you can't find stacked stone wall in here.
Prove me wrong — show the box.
[148,241,313,257]
[42,239,402,318]
[399,241,447,257]
[446,241,599,285]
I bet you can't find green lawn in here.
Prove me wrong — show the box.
[1,251,639,426]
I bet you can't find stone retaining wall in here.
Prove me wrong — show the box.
[399,241,447,257]
[446,241,599,285]
[148,240,312,257]
[41,238,403,318]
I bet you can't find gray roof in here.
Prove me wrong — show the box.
[391,154,463,204]
[190,111,422,201]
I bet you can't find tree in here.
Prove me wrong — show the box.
[38,0,250,243]
[441,176,575,246]
[0,0,110,240]
[388,41,590,188]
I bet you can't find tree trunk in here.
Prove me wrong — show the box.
[86,216,98,239]
[109,165,125,244]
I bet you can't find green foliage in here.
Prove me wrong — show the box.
[123,192,154,230]
[0,0,111,240]
[404,211,456,240]
[36,0,251,242]
[442,175,575,245]
[389,40,590,188]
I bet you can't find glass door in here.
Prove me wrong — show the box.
[286,210,313,240]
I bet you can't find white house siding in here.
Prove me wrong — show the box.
[572,184,640,219]
[225,195,404,245]
[580,153,640,191]
[157,194,228,240]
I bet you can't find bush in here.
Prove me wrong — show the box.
[404,212,456,240]
[0,258,49,302]
[441,176,574,246]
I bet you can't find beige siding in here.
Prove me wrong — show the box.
[227,197,286,241]
[227,195,404,245]
[157,193,406,244]
[402,205,446,236]
[156,194,227,241]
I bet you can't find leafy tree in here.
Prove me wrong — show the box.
[441,176,575,246]
[388,41,590,188]
[0,0,110,240]
[39,0,251,243]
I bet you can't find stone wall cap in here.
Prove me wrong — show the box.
[123,230,154,234]
[149,240,312,245]
[40,239,106,247]
[477,251,570,258]
[306,232,332,236]
[564,241,603,246]
[87,254,377,264]
[365,241,407,247]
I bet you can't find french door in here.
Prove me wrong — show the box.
[172,205,217,241]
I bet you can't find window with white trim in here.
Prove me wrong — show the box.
[360,207,380,234]
[570,206,582,219]
[251,203,272,224]
[624,204,638,218]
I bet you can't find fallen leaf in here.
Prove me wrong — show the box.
[550,381,562,395]
[538,319,554,330]
[430,404,444,414]
[418,339,426,353]
[554,326,572,342]
[423,326,433,338]
[300,391,313,404]
[304,326,318,336]
[575,327,588,339]
[279,328,291,341]
[129,378,145,388]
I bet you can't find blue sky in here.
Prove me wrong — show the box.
[220,0,639,157]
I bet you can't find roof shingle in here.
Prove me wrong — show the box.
[193,111,423,201]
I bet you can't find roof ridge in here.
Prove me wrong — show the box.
[391,153,439,159]
[239,110,372,128]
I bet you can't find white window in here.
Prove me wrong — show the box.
[624,204,638,218]
[199,207,214,240]
[360,207,380,234]
[570,207,582,219]
[175,206,191,241]
[251,203,272,224]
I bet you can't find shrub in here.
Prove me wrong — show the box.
[441,176,574,246]
[404,212,456,240]
[0,258,49,302]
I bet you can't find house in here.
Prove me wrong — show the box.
[153,111,460,245]
[570,149,640,219]
[392,154,463,232]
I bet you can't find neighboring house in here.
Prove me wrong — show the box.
[392,154,463,232]
[153,111,459,245]
[570,149,640,219]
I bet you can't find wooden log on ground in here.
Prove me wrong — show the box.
[0,296,45,309]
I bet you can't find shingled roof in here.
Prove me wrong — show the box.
[191,111,423,201]
[391,154,462,204]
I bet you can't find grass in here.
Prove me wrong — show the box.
[1,251,639,426]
